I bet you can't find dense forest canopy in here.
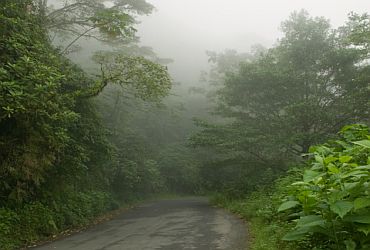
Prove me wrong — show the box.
[0,0,173,205]
[0,1,369,249]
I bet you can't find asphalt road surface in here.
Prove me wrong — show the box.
[33,197,248,250]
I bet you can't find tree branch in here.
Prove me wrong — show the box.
[61,26,96,54]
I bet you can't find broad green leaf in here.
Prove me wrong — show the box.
[296,215,326,228]
[353,140,370,148]
[343,182,360,191]
[354,198,370,210]
[344,215,370,224]
[327,164,339,174]
[344,240,356,250]
[328,190,347,203]
[357,165,370,170]
[308,146,317,153]
[339,156,352,163]
[315,155,324,164]
[357,224,370,236]
[278,201,300,212]
[303,170,322,183]
[344,170,368,178]
[324,156,337,165]
[283,216,328,241]
[330,201,353,218]
[282,230,307,241]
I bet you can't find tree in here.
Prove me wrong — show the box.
[216,10,369,155]
[0,0,172,203]
[44,0,154,53]
[0,0,81,202]
[191,10,370,194]
[41,0,173,101]
[90,51,171,100]
[344,13,370,53]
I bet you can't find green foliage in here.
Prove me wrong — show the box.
[0,191,115,250]
[112,159,165,200]
[90,8,136,39]
[92,51,172,100]
[52,191,116,227]
[344,13,370,52]
[157,145,202,194]
[0,1,176,249]
[217,11,368,155]
[211,125,369,250]
[205,125,369,249]
[2,2,368,250]
[190,120,284,197]
[0,208,21,249]
[108,127,166,200]
[210,172,302,250]
[46,0,155,52]
[192,10,370,207]
[0,0,80,203]
[279,125,370,249]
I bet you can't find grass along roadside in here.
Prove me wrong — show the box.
[209,187,298,250]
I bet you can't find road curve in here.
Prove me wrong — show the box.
[33,197,248,250]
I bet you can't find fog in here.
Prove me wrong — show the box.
[137,0,370,85]
[2,1,370,247]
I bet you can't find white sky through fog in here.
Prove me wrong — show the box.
[48,0,370,85]
[137,0,370,85]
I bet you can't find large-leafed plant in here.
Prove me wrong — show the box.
[279,124,370,249]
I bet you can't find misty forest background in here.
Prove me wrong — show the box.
[1,1,370,249]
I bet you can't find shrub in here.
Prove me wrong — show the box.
[0,208,21,250]
[19,202,57,239]
[210,171,302,250]
[0,191,116,249]
[279,124,370,249]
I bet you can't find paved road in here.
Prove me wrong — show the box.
[33,197,248,250]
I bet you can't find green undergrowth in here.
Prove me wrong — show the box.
[0,191,119,250]
[210,177,300,250]
[211,124,370,250]
[278,124,370,249]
